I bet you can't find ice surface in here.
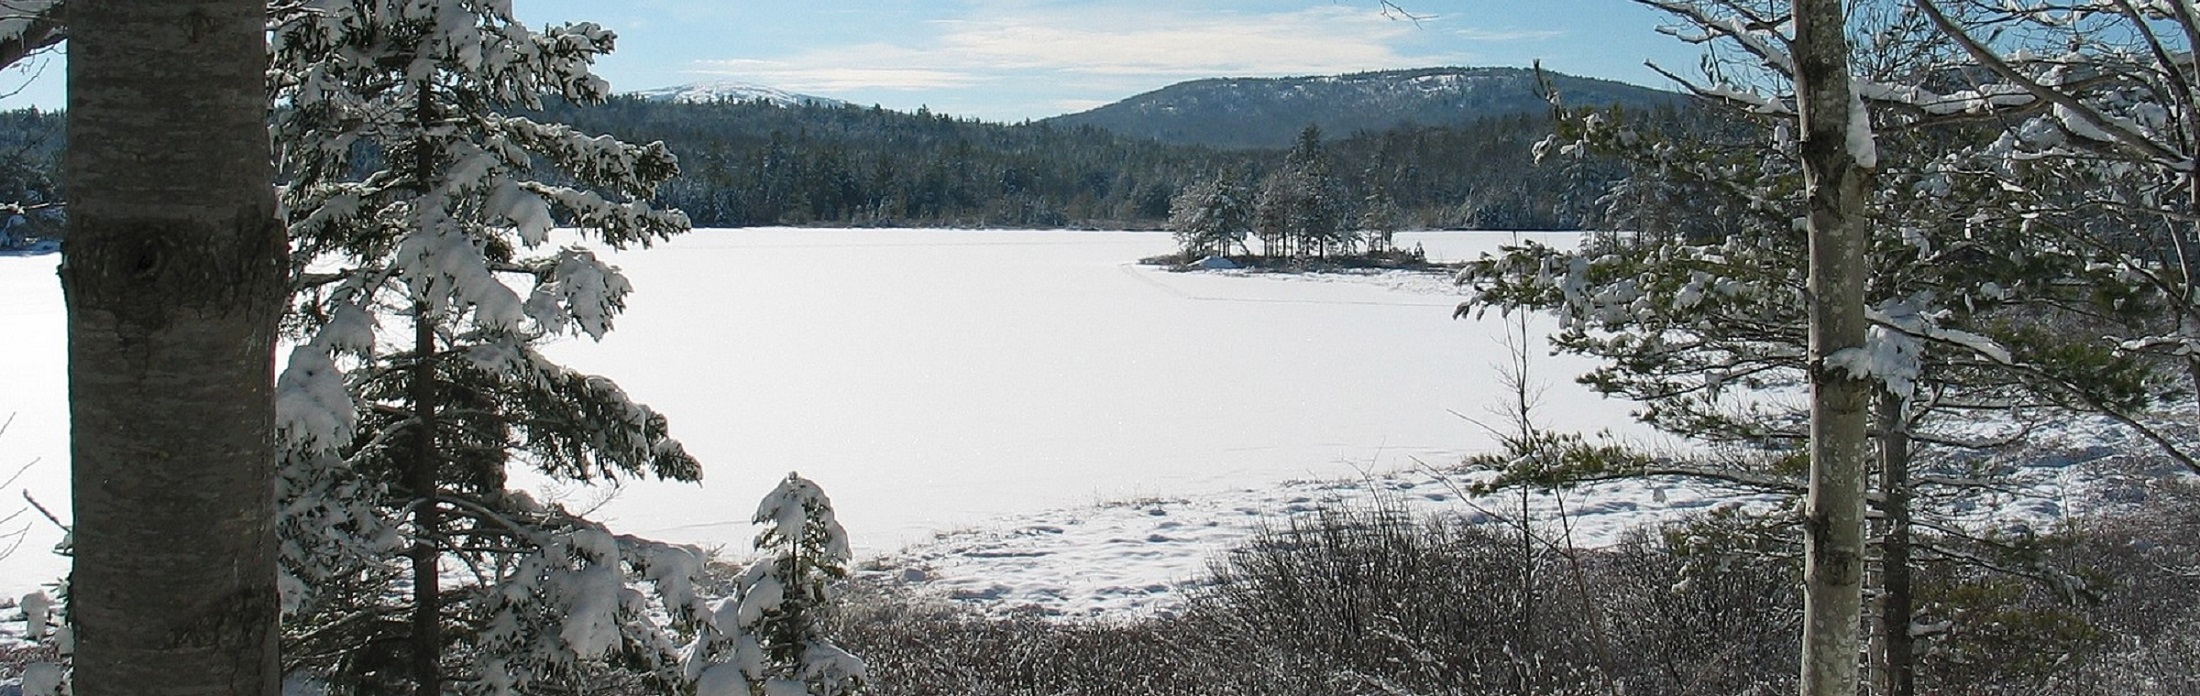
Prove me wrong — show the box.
[519,228,1635,572]
[0,229,1615,605]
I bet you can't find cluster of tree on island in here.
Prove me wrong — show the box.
[1161,125,1419,264]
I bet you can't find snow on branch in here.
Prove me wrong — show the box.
[1915,0,2192,170]
[521,247,633,341]
[1639,0,1795,75]
[1828,298,2016,400]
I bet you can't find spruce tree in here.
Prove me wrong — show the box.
[690,472,866,696]
[1357,188,1402,254]
[1249,126,1354,260]
[267,2,706,693]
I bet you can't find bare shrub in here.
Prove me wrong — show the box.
[832,487,2200,696]
[829,583,1294,696]
[1591,521,1801,695]
[2027,480,2200,696]
[1195,500,1554,694]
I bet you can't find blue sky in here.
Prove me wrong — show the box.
[0,1,1707,123]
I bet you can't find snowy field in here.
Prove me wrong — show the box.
[0,228,2144,617]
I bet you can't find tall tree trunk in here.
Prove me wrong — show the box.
[62,1,285,695]
[408,80,445,696]
[1875,396,1916,696]
[1793,1,1873,695]
[409,303,442,696]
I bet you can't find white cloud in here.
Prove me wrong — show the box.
[1454,27,1567,42]
[931,5,1464,77]
[688,4,1474,92]
[692,55,987,91]
[673,2,1503,120]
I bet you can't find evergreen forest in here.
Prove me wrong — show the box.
[0,95,1678,235]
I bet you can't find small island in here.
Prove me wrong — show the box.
[1141,125,1460,274]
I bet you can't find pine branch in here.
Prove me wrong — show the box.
[1916,0,2190,169]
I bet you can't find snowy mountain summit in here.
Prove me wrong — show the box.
[628,80,845,108]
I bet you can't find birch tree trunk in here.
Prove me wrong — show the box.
[1793,0,1871,694]
[62,0,286,694]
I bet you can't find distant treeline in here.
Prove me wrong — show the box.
[0,107,62,207]
[0,98,1704,231]
[542,98,1684,231]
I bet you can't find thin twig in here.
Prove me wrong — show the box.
[23,490,65,532]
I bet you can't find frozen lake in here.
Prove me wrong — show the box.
[0,228,1644,596]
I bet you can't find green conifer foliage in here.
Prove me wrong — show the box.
[267,2,706,693]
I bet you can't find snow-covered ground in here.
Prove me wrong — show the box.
[873,467,1794,618]
[0,228,2153,618]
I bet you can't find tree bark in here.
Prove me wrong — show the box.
[409,303,442,696]
[1875,397,1916,696]
[1793,1,1872,695]
[62,1,285,695]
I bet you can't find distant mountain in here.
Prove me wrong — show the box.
[628,80,847,108]
[1044,66,1682,149]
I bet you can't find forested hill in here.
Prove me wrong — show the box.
[538,98,1231,228]
[0,70,1696,231]
[1043,66,1684,150]
[541,95,1672,230]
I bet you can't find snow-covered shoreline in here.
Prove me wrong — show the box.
[863,419,2159,619]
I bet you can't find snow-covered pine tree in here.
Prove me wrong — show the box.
[1903,0,2200,446]
[1249,173,1293,258]
[1251,126,1353,260]
[1167,175,1250,259]
[267,2,708,694]
[1457,3,2182,694]
[689,472,866,696]
[1286,125,1353,258]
